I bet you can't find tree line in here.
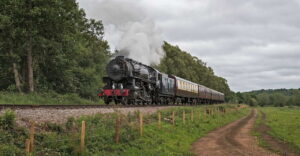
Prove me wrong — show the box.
[0,0,110,99]
[235,89,300,106]
[157,42,232,101]
[0,0,232,101]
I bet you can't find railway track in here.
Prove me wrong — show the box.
[0,104,193,110]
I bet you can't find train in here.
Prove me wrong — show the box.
[98,56,224,105]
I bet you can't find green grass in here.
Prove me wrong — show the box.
[256,107,300,151]
[0,91,103,105]
[0,104,249,155]
[252,110,271,149]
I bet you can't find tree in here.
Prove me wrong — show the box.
[239,89,300,106]
[256,93,270,106]
[0,0,110,99]
[157,42,232,101]
[248,98,258,106]
[271,93,287,107]
[0,0,24,92]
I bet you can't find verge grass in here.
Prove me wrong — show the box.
[0,91,103,105]
[252,110,271,149]
[255,107,300,152]
[0,104,249,155]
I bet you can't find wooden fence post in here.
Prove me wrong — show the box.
[183,111,186,124]
[115,115,121,144]
[206,108,210,115]
[29,121,35,152]
[172,111,175,125]
[139,112,143,136]
[25,139,30,156]
[158,112,161,128]
[191,111,194,122]
[80,121,86,152]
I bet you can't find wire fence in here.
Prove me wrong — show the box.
[23,105,245,155]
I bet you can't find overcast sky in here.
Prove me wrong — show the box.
[78,0,300,92]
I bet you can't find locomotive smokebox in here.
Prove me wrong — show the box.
[106,56,132,81]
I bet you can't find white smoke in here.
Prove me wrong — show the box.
[116,20,164,65]
[78,0,165,65]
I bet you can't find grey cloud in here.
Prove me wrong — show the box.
[78,0,300,92]
[80,0,145,25]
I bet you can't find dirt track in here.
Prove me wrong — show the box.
[191,109,277,156]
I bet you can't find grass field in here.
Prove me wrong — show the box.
[0,92,103,105]
[255,107,300,152]
[0,104,249,155]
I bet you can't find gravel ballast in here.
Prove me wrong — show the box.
[0,106,175,127]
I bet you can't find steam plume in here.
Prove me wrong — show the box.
[117,20,164,65]
[81,0,165,65]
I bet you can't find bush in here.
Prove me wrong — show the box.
[0,144,23,156]
[0,109,16,130]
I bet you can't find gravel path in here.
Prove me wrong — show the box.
[0,106,174,127]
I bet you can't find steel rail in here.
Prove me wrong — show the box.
[0,104,197,110]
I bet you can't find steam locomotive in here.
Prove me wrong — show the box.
[98,56,224,105]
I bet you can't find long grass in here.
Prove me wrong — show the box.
[0,91,103,105]
[256,107,300,152]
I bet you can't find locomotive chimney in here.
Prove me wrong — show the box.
[116,55,125,60]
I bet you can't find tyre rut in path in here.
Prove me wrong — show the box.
[191,109,278,156]
[256,111,300,156]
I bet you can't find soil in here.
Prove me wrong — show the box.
[191,109,278,156]
[255,111,300,156]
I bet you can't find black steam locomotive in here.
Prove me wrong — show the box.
[98,56,224,105]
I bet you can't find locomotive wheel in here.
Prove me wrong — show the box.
[121,97,128,105]
[159,98,164,105]
[104,98,110,105]
[127,99,132,105]
[148,99,152,105]
[114,99,120,105]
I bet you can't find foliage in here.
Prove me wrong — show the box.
[0,109,16,130]
[0,144,23,156]
[0,0,110,99]
[0,105,249,155]
[236,89,300,106]
[157,42,233,101]
[0,0,234,103]
[0,110,26,156]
